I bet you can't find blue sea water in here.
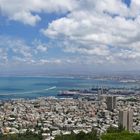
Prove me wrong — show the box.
[0,76,139,100]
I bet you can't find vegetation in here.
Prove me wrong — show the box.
[101,131,140,140]
[0,127,140,140]
[54,126,140,140]
[55,130,99,140]
[54,131,140,140]
[0,131,42,140]
[107,124,125,133]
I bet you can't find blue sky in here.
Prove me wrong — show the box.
[0,0,140,75]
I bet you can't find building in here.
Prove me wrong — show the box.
[98,88,104,101]
[106,96,116,111]
[119,109,133,132]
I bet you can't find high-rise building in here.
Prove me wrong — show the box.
[106,96,116,111]
[119,110,127,129]
[119,109,133,132]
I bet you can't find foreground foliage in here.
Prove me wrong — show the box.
[101,132,140,140]
[54,126,140,140]
[54,131,140,140]
[55,131,99,140]
[0,127,140,140]
[0,131,42,140]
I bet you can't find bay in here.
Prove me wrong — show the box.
[0,76,139,100]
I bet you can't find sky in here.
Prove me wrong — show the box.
[0,0,140,75]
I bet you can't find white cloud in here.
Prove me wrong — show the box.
[0,48,8,64]
[11,12,41,26]
[1,0,140,70]
[37,45,48,52]
[0,36,35,65]
[32,39,48,53]
[41,0,140,67]
[0,0,77,26]
[0,36,65,67]
[39,59,62,65]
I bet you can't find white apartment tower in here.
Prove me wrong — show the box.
[119,109,133,132]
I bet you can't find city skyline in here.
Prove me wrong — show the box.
[0,0,140,75]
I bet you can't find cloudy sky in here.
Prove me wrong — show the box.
[0,0,140,75]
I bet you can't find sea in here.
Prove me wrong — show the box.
[0,76,139,100]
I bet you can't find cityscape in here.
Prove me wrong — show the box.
[0,84,139,139]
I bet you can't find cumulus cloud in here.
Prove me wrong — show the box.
[32,39,48,53]
[0,48,8,64]
[0,0,77,26]
[0,36,34,65]
[39,59,62,65]
[1,0,140,70]
[41,0,140,66]
[0,36,63,66]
